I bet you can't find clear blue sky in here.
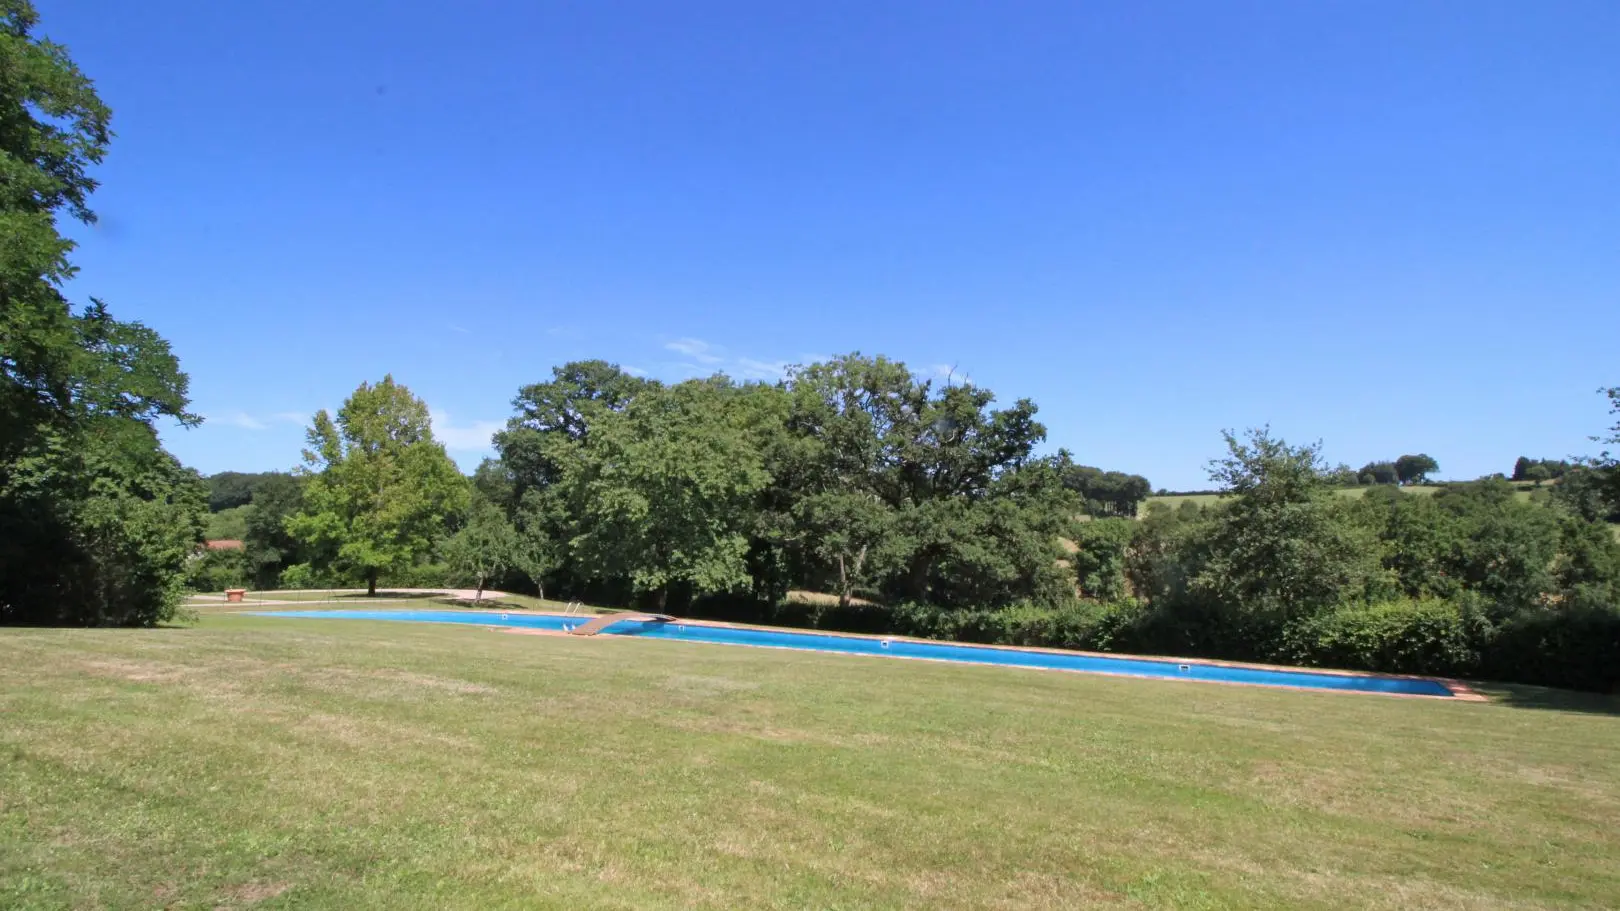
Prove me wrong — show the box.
[44,0,1620,489]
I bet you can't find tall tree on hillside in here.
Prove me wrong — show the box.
[1054,456,1153,518]
[287,377,468,595]
[1,2,206,625]
[1358,461,1399,485]
[1395,454,1440,485]
[1512,457,1534,482]
[1512,456,1572,483]
[205,471,295,512]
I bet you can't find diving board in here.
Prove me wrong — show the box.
[568,611,675,636]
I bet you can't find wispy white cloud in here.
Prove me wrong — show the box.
[430,409,502,451]
[448,324,471,335]
[655,361,714,380]
[212,410,314,431]
[734,357,790,381]
[219,412,268,431]
[664,337,725,365]
[622,365,649,377]
[654,337,806,381]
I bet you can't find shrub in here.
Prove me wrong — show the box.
[1483,602,1620,693]
[276,563,332,590]
[384,562,454,589]
[184,547,250,593]
[1278,599,1488,677]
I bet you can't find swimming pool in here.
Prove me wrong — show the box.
[252,609,1456,697]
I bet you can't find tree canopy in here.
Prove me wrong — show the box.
[287,377,469,595]
[1,1,204,625]
[1394,453,1439,485]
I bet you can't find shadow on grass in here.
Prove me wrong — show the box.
[1475,683,1620,717]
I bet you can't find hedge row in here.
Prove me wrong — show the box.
[690,595,1620,694]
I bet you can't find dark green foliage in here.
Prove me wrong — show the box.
[1323,463,1361,486]
[242,473,304,588]
[2,423,206,625]
[1394,453,1439,484]
[204,470,294,512]
[1055,454,1152,518]
[1,3,204,625]
[1590,387,1620,518]
[185,547,249,593]
[1483,602,1620,693]
[775,354,1073,609]
[1124,500,1209,605]
[1351,454,1439,486]
[205,506,251,541]
[1511,456,1573,483]
[1551,466,1620,523]
[1358,460,1399,485]
[286,377,469,595]
[1194,429,1381,618]
[490,354,1078,614]
[1277,599,1488,676]
[558,377,776,609]
[1069,518,1133,600]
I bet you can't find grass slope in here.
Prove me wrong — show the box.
[1147,484,1542,512]
[4,612,1619,909]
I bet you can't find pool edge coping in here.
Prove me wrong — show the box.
[243,605,1484,702]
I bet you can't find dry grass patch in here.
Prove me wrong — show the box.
[2,613,1619,909]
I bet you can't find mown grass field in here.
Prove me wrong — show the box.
[4,610,1619,909]
[1144,485,1620,540]
[1146,484,1540,513]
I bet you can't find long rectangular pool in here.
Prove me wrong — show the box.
[251,609,1456,697]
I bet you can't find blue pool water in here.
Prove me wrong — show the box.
[252,609,1455,697]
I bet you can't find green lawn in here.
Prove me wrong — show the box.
[1148,484,1542,513]
[4,612,1619,909]
[1145,492,1228,510]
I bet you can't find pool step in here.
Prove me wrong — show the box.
[568,612,675,636]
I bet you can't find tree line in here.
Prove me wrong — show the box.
[221,359,1135,613]
[182,362,1620,691]
[6,1,1620,693]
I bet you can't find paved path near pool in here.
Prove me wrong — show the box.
[188,588,512,606]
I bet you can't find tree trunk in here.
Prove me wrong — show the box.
[367,568,378,597]
[652,587,668,612]
[475,574,485,603]
[837,545,869,611]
